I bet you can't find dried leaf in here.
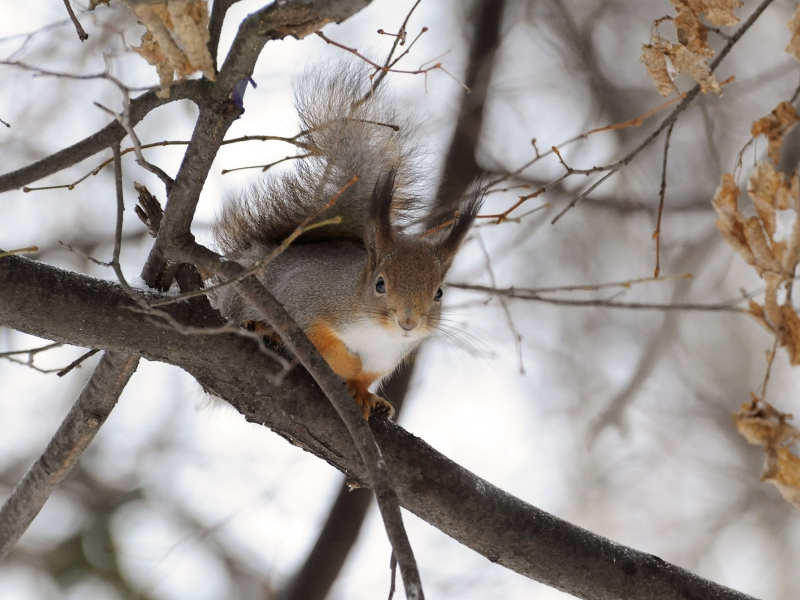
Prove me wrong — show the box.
[748,300,773,332]
[743,216,781,274]
[781,304,800,365]
[766,447,800,510]
[711,172,740,216]
[712,173,757,266]
[784,172,800,270]
[686,0,743,26]
[132,30,174,99]
[734,398,800,511]
[671,0,713,56]
[641,39,677,96]
[747,161,781,238]
[130,0,215,98]
[166,0,214,81]
[764,272,783,328]
[666,43,721,94]
[787,4,800,63]
[733,397,800,448]
[751,102,800,164]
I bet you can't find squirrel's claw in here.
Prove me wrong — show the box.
[347,380,395,420]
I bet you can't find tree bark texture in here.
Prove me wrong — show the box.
[0,254,759,600]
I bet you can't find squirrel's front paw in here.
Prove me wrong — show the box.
[346,381,395,420]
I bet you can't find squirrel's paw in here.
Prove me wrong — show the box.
[242,320,283,348]
[346,381,395,420]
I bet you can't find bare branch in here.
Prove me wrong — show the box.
[0,255,760,600]
[654,121,676,277]
[449,283,748,313]
[61,0,88,42]
[0,79,204,193]
[0,351,139,561]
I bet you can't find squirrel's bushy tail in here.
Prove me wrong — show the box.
[215,61,426,254]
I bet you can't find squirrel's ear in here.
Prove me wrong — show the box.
[366,170,396,265]
[437,184,484,274]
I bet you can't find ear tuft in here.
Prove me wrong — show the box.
[368,170,396,252]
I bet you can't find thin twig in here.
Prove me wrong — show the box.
[450,273,692,295]
[654,121,676,277]
[0,342,64,374]
[109,143,151,309]
[61,0,88,41]
[22,134,308,194]
[0,342,62,360]
[450,283,748,312]
[370,0,424,94]
[316,30,445,79]
[492,0,771,224]
[0,246,38,258]
[96,101,174,191]
[476,233,524,374]
[759,337,780,397]
[57,348,100,377]
[221,153,309,175]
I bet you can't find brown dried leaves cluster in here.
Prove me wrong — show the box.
[641,0,743,96]
[787,4,800,63]
[712,101,800,363]
[733,397,800,511]
[129,0,215,98]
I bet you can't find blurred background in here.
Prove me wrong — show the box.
[2,0,800,598]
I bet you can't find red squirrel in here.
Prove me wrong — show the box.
[212,63,482,419]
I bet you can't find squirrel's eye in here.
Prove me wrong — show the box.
[434,288,443,301]
[375,277,386,294]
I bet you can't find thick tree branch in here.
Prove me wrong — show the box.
[0,255,760,600]
[0,351,139,561]
[0,80,205,193]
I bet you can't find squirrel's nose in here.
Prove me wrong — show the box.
[399,317,419,331]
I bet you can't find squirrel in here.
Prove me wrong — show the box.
[212,62,483,419]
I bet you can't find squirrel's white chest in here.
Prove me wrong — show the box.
[337,321,423,376]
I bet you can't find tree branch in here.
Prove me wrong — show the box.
[0,351,139,561]
[0,255,760,600]
[0,80,205,193]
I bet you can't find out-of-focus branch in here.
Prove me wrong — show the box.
[0,80,205,193]
[0,351,139,562]
[436,0,505,211]
[449,283,748,312]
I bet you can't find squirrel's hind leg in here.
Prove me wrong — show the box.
[307,323,395,420]
[346,377,395,420]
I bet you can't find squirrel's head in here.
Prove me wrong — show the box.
[362,171,483,339]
